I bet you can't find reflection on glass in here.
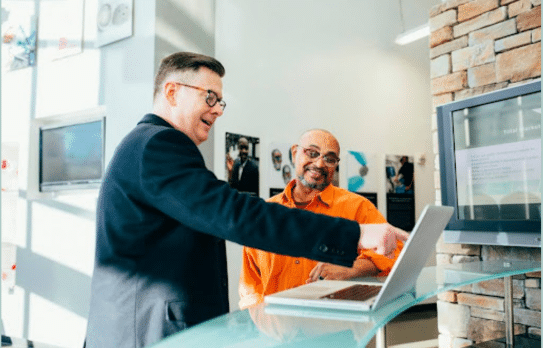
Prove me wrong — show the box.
[452,91,541,221]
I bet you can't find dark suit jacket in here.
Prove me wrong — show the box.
[85,114,360,348]
[229,157,259,196]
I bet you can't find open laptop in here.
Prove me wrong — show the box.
[264,205,454,312]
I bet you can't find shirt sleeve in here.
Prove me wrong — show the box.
[357,241,404,276]
[239,247,264,309]
[354,199,404,276]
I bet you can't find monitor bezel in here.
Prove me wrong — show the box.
[436,80,541,247]
[38,118,105,192]
[27,106,106,200]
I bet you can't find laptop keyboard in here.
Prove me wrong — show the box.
[320,284,382,301]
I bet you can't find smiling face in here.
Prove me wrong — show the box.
[238,137,249,163]
[164,67,224,145]
[292,130,340,191]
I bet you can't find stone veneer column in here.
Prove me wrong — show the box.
[428,0,541,347]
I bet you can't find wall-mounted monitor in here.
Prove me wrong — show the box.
[28,107,106,198]
[436,80,541,248]
[39,118,105,191]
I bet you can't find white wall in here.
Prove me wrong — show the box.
[214,0,437,310]
[1,0,156,347]
[2,0,223,346]
[154,0,217,169]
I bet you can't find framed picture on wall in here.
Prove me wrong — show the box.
[1,10,36,71]
[268,142,293,192]
[96,0,134,47]
[226,132,260,197]
[385,154,415,231]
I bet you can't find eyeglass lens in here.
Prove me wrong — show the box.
[302,147,338,166]
[205,91,226,111]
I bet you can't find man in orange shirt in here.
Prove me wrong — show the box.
[239,129,404,309]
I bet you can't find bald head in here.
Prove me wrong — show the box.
[298,129,340,156]
[238,137,249,146]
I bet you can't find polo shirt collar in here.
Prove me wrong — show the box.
[280,180,334,207]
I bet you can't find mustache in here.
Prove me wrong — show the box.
[304,165,327,177]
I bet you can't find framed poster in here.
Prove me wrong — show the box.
[96,0,134,47]
[347,150,378,207]
[268,142,294,193]
[385,154,415,231]
[226,132,260,197]
[1,10,36,71]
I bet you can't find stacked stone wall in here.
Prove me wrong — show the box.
[429,0,541,346]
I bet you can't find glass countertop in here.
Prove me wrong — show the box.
[151,260,540,348]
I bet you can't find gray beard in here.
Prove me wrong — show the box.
[297,174,330,191]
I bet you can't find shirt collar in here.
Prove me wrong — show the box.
[280,180,334,208]
[138,113,172,128]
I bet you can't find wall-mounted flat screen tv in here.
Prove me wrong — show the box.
[437,80,541,247]
[39,118,105,192]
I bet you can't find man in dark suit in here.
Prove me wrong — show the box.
[85,52,409,348]
[228,137,259,196]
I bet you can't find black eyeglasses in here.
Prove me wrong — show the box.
[172,82,226,111]
[297,145,340,167]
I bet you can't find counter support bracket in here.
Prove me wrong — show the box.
[376,325,386,348]
[504,275,514,347]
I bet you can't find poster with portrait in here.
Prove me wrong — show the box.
[268,142,294,196]
[347,151,378,208]
[1,9,36,71]
[225,132,260,197]
[385,154,415,231]
[96,0,134,47]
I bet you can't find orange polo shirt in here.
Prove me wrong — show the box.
[238,181,403,309]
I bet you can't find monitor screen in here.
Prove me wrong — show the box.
[453,91,540,221]
[437,80,541,247]
[39,118,104,191]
